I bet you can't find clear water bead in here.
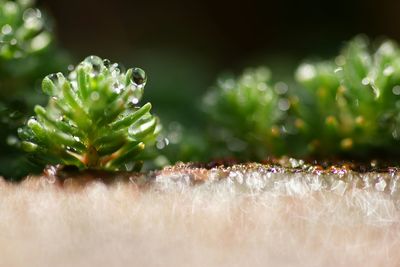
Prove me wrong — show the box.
[84,55,103,76]
[131,68,147,86]
[103,59,111,68]
[46,73,58,83]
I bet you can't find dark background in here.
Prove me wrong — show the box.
[36,0,400,122]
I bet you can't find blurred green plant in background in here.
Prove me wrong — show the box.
[0,0,51,58]
[0,0,68,179]
[19,56,159,171]
[294,36,400,158]
[202,67,290,160]
[196,36,400,161]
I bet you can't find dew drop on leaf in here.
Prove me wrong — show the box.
[131,68,147,86]
[6,135,18,146]
[274,82,288,94]
[103,59,111,68]
[90,91,100,101]
[10,38,17,45]
[130,97,139,104]
[392,85,400,95]
[84,55,103,75]
[1,24,12,35]
[46,73,58,83]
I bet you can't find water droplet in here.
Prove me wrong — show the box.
[379,42,395,55]
[46,73,58,83]
[23,8,43,31]
[255,67,271,81]
[113,82,123,94]
[69,74,77,83]
[131,68,147,85]
[274,82,288,94]
[130,97,139,104]
[30,32,51,51]
[1,24,12,35]
[3,2,18,16]
[392,85,400,95]
[111,66,120,76]
[23,8,42,21]
[335,55,346,66]
[242,74,254,86]
[84,56,103,75]
[278,98,290,111]
[90,91,100,101]
[9,39,17,45]
[68,65,74,71]
[288,158,304,168]
[156,138,169,150]
[257,83,267,91]
[27,117,37,127]
[103,59,111,68]
[296,64,316,82]
[334,67,343,73]
[361,77,370,85]
[384,66,394,76]
[220,78,235,91]
[6,135,18,146]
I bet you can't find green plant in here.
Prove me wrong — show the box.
[0,0,68,178]
[19,56,160,171]
[294,36,400,157]
[0,0,52,59]
[202,67,291,160]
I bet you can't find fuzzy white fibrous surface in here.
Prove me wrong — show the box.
[0,162,400,267]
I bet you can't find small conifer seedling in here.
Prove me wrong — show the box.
[19,56,159,171]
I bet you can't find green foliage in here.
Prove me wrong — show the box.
[4,28,400,174]
[19,56,160,171]
[199,37,400,161]
[156,123,210,165]
[203,67,290,160]
[0,0,52,59]
[295,36,400,157]
[0,0,68,179]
